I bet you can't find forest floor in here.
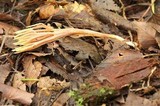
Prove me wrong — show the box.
[0,0,160,106]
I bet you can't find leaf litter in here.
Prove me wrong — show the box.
[0,0,160,106]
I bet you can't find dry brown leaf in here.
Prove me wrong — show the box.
[23,55,42,86]
[46,0,68,5]
[104,38,126,51]
[39,2,108,32]
[0,82,34,105]
[0,22,20,35]
[57,47,79,66]
[34,88,53,106]
[89,0,136,31]
[45,60,69,80]
[52,93,70,106]
[27,52,52,57]
[133,21,160,49]
[39,4,65,19]
[26,11,33,26]
[0,63,11,83]
[133,21,157,49]
[0,22,20,49]
[39,1,85,20]
[64,2,86,13]
[64,2,107,32]
[150,90,160,105]
[122,92,157,106]
[15,0,43,11]
[37,77,54,89]
[96,49,143,70]
[59,37,101,63]
[92,0,120,12]
[0,13,19,21]
[37,77,70,91]
[13,72,26,91]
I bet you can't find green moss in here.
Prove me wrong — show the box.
[68,84,115,106]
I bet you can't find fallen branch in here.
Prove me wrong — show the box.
[13,23,136,53]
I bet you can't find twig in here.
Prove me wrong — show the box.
[0,35,7,54]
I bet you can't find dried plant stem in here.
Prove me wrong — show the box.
[13,23,136,53]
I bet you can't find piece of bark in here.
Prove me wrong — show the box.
[85,58,158,89]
